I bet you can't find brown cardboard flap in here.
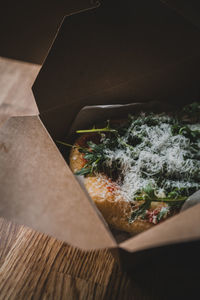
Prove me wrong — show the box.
[0,116,116,249]
[33,0,200,117]
[119,201,200,253]
[39,55,200,140]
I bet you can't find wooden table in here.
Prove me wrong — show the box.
[0,56,199,300]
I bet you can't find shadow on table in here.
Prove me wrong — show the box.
[115,240,200,300]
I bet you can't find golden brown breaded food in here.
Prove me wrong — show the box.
[84,175,153,234]
[69,134,171,235]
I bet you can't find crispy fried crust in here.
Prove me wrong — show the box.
[84,176,153,234]
[70,134,164,235]
[69,146,85,174]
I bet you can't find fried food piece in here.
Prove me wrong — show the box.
[69,134,164,234]
[84,175,153,234]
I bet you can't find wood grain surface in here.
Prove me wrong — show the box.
[0,56,200,300]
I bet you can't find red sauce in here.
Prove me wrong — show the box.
[107,185,116,193]
[146,209,160,224]
[106,178,118,193]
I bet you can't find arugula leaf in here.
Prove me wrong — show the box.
[183,102,200,115]
[59,102,200,214]
[75,166,91,176]
[156,207,169,222]
[143,183,155,200]
[129,200,151,223]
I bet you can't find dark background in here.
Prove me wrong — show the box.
[0,0,200,64]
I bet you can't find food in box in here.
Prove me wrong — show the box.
[0,0,200,269]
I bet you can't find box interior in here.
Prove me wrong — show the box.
[31,0,200,250]
[33,0,200,139]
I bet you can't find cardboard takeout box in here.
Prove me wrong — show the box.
[0,0,200,269]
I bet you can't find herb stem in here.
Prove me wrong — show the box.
[57,141,74,147]
[57,140,86,151]
[76,128,117,133]
[117,137,135,151]
[135,196,187,202]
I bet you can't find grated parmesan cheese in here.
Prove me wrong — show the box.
[100,114,200,202]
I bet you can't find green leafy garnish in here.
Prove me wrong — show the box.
[75,141,106,176]
[75,166,92,176]
[143,183,155,199]
[182,102,200,115]
[129,200,151,223]
[156,207,169,222]
[130,183,187,222]
[59,103,200,224]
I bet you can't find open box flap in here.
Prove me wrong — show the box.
[39,54,200,139]
[33,0,200,122]
[119,197,200,253]
[0,116,116,250]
